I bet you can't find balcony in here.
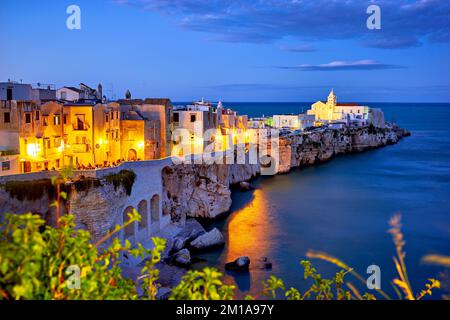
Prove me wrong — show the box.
[73,123,90,131]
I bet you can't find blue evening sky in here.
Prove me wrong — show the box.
[0,0,449,102]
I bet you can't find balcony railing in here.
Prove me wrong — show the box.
[73,123,90,131]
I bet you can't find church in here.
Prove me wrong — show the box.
[307,90,385,128]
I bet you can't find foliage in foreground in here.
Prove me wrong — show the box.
[0,210,444,300]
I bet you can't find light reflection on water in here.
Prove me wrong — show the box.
[224,189,275,263]
[194,104,450,299]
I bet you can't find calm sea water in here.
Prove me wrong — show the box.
[193,103,450,299]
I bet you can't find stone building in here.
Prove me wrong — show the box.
[307,90,385,128]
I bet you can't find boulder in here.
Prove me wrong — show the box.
[239,181,253,191]
[225,256,250,272]
[172,237,186,252]
[190,228,225,250]
[259,257,273,270]
[172,249,191,267]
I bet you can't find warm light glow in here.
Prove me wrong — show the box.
[137,141,145,149]
[26,143,41,158]
[224,189,275,263]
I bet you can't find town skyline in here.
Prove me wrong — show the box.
[1,0,450,102]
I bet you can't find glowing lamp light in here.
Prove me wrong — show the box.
[26,143,41,158]
[138,141,145,149]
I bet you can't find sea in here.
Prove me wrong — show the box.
[191,102,450,299]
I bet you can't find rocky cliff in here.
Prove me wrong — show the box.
[278,123,410,173]
[163,123,410,221]
[162,162,260,222]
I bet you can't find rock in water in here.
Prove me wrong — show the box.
[225,256,251,271]
[172,249,191,267]
[172,237,186,252]
[259,257,272,270]
[239,181,253,191]
[190,228,225,250]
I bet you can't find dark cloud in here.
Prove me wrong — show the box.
[115,0,450,49]
[277,60,406,71]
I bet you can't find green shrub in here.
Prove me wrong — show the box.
[0,211,165,300]
[3,179,55,201]
[104,170,136,196]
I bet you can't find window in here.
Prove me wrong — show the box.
[25,113,31,124]
[190,114,196,123]
[56,159,60,168]
[105,114,109,123]
[76,114,85,130]
[54,115,60,126]
[54,137,61,148]
[6,88,12,101]
[45,139,51,149]
[43,117,48,126]
[63,114,68,124]
[173,112,179,123]
[2,161,10,171]
[4,112,10,123]
[35,111,40,121]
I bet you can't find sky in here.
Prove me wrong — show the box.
[0,0,449,102]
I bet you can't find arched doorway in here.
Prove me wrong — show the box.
[137,200,148,231]
[151,195,160,231]
[123,206,135,238]
[127,149,137,161]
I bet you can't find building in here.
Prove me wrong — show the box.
[57,83,103,102]
[173,103,217,149]
[307,90,384,128]
[0,81,56,102]
[138,99,173,158]
[0,100,23,175]
[273,114,315,130]
[118,102,161,162]
[118,98,173,158]
[248,117,268,129]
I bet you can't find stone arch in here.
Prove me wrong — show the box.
[151,194,160,226]
[127,148,137,161]
[137,199,148,230]
[123,206,135,237]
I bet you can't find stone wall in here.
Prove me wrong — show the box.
[0,159,172,244]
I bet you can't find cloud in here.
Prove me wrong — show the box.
[114,0,450,49]
[277,60,406,71]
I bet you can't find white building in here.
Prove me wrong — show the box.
[0,81,56,102]
[57,83,102,102]
[273,114,315,130]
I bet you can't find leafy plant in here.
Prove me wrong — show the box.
[306,214,441,300]
[170,268,235,300]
